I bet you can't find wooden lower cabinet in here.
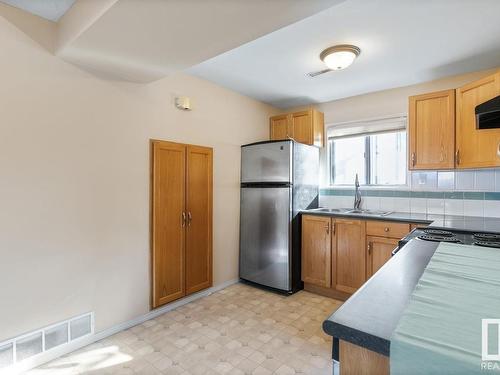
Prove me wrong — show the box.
[367,236,399,278]
[302,215,423,298]
[151,140,213,309]
[339,340,389,375]
[301,215,331,287]
[334,219,367,294]
[366,220,410,239]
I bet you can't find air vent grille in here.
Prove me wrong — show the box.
[44,323,69,351]
[70,315,92,341]
[0,312,93,369]
[16,333,42,362]
[0,343,14,369]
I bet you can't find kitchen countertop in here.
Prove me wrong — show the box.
[302,208,500,234]
[322,239,438,357]
[306,209,500,358]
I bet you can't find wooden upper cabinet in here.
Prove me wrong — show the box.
[270,109,324,147]
[334,219,366,294]
[456,71,500,169]
[366,236,399,278]
[151,141,186,307]
[290,111,311,144]
[301,215,332,287]
[185,145,213,295]
[408,89,456,170]
[270,114,290,140]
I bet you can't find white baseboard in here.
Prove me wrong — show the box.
[5,279,239,375]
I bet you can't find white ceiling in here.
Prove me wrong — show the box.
[57,0,344,83]
[0,0,76,21]
[188,0,500,108]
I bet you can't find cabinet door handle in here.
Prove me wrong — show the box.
[325,223,330,234]
[411,152,416,167]
[188,212,192,226]
[455,149,460,165]
[367,242,372,255]
[182,212,186,227]
[497,143,500,158]
[332,222,335,235]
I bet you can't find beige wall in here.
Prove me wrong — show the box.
[0,15,277,341]
[311,68,498,125]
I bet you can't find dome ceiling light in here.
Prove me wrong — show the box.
[308,44,361,77]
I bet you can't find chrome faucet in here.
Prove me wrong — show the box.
[354,173,361,210]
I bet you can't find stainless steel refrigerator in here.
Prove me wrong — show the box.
[239,140,319,293]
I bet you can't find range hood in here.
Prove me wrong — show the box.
[476,95,500,129]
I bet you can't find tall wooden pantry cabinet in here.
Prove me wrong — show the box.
[150,140,213,308]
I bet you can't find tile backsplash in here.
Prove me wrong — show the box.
[320,169,500,218]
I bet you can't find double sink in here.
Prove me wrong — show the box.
[311,207,393,217]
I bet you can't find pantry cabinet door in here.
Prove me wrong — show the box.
[151,140,186,307]
[185,145,213,295]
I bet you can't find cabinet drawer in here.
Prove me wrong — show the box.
[366,220,410,239]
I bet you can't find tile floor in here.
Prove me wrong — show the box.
[28,283,341,374]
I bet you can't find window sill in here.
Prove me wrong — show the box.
[323,185,410,191]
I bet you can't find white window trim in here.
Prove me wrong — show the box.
[326,114,407,137]
[326,114,409,188]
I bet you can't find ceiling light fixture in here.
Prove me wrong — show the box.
[320,44,361,71]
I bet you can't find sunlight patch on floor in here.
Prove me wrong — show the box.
[27,345,132,374]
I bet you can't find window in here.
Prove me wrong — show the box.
[329,130,407,186]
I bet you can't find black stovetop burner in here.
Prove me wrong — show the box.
[418,234,462,243]
[395,227,500,256]
[418,228,462,243]
[475,241,500,248]
[422,229,455,237]
[473,233,500,241]
[404,228,500,247]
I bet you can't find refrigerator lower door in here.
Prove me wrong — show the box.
[241,141,291,184]
[240,186,291,291]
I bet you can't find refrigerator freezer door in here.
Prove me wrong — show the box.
[241,141,291,183]
[239,186,291,291]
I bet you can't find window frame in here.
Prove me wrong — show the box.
[328,129,408,187]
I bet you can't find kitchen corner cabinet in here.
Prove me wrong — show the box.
[456,71,500,169]
[408,89,455,170]
[366,236,399,278]
[301,215,331,287]
[270,108,324,147]
[151,140,213,308]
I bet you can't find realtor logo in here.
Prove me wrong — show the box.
[482,319,500,361]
